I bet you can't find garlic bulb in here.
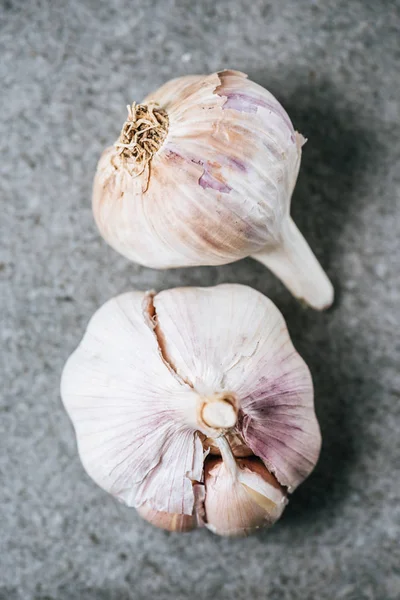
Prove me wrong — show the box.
[204,438,287,536]
[92,70,333,310]
[61,284,321,536]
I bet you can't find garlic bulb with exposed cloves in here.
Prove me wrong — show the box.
[61,284,321,536]
[93,70,333,310]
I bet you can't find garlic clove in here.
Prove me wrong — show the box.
[136,482,205,533]
[92,70,333,310]
[252,217,334,310]
[151,284,321,491]
[204,438,287,537]
[136,504,196,533]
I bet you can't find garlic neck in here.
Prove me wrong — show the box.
[198,392,238,431]
[216,435,239,477]
[114,102,169,173]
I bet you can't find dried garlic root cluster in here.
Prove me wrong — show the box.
[93,69,333,310]
[61,285,321,537]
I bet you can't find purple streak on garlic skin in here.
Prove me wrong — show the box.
[198,170,232,193]
[228,157,247,172]
[191,158,232,194]
[222,92,294,133]
[223,93,257,114]
[237,371,321,491]
[165,149,185,162]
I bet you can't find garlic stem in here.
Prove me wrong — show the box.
[216,436,238,477]
[198,392,238,432]
[251,217,334,310]
[201,399,237,429]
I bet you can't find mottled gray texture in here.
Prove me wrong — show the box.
[1,0,399,598]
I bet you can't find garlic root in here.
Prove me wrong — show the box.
[252,217,334,310]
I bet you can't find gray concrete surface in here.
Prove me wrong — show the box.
[1,1,399,598]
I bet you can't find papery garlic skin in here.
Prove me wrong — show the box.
[93,70,333,310]
[61,284,321,535]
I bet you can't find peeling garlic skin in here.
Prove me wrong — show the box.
[92,70,333,310]
[61,284,321,536]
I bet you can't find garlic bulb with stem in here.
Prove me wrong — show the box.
[93,70,333,310]
[61,284,321,536]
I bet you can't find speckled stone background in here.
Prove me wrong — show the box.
[1,0,399,598]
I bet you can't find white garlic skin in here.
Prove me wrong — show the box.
[204,456,287,537]
[93,70,333,310]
